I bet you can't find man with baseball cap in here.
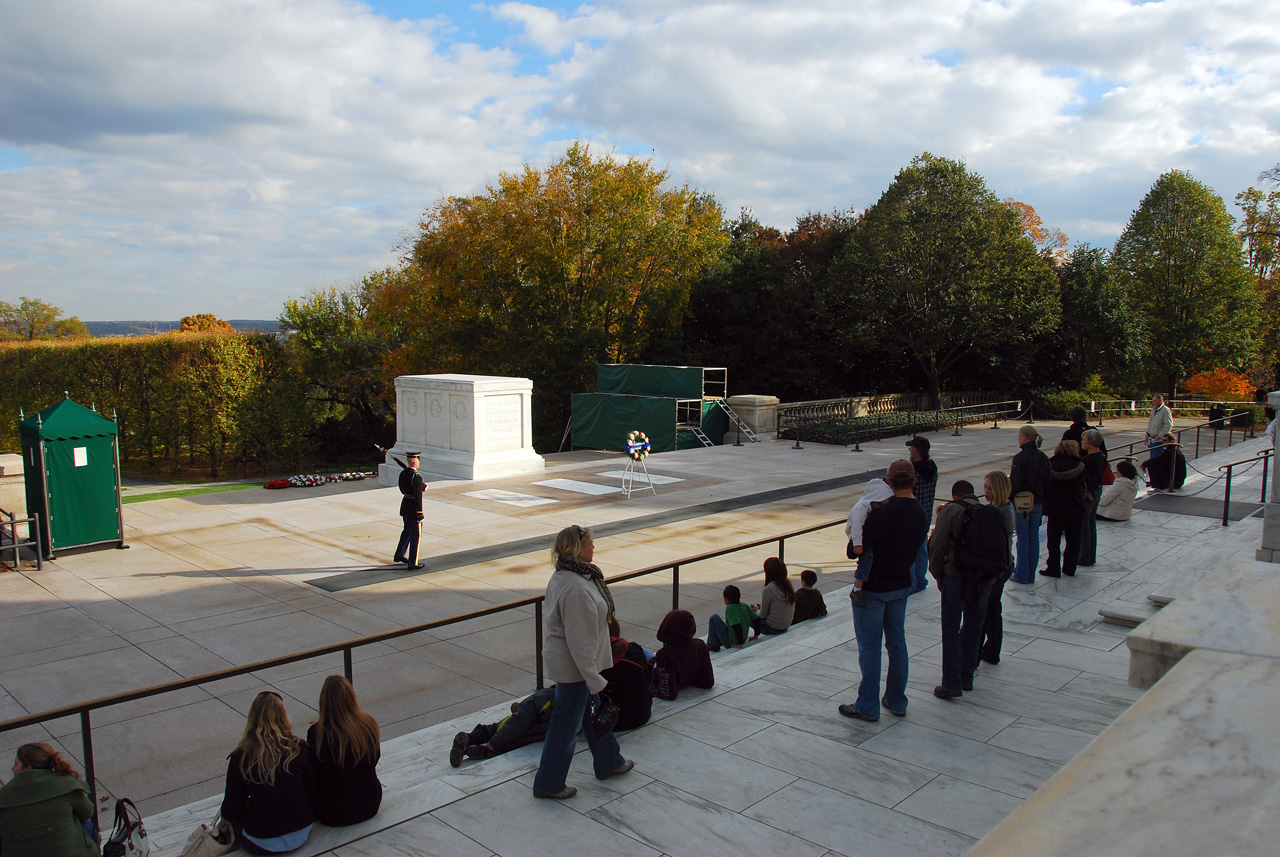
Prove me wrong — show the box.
[839,459,928,722]
[905,436,938,594]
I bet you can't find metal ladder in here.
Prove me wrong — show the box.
[713,400,761,442]
[689,427,716,448]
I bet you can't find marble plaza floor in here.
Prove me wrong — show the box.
[0,418,1273,855]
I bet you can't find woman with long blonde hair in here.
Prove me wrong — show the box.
[979,471,1016,666]
[221,691,315,855]
[307,675,382,826]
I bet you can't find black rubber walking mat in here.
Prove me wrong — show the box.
[1132,492,1263,521]
[312,468,886,592]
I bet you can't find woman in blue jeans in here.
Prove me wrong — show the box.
[532,525,634,799]
[1009,426,1050,584]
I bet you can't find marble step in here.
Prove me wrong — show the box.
[141,589,857,856]
[1146,570,1204,608]
[1097,601,1160,628]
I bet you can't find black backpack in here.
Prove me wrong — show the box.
[954,500,1009,588]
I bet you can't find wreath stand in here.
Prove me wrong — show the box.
[622,430,656,499]
[622,456,656,499]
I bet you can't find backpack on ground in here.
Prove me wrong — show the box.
[954,501,1009,588]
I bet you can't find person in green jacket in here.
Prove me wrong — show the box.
[0,742,99,857]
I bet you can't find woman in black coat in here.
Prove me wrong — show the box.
[1042,440,1089,578]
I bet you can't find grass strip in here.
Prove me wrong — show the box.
[121,483,258,504]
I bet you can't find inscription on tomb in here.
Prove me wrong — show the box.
[485,395,523,450]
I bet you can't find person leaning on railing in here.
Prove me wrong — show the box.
[0,743,99,857]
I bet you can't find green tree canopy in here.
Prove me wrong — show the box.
[1112,170,1258,394]
[1054,244,1146,389]
[1236,186,1280,382]
[0,297,89,340]
[827,153,1061,405]
[371,142,728,444]
[280,280,396,444]
[683,210,861,400]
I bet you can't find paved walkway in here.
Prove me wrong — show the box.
[1,419,1271,855]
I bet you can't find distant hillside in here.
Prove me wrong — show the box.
[84,319,280,337]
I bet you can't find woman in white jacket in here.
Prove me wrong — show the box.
[532,525,634,800]
[1097,459,1140,522]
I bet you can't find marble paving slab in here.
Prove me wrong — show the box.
[596,470,686,485]
[532,479,622,495]
[462,489,558,507]
[743,777,974,857]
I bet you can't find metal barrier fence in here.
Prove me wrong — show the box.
[1219,448,1273,527]
[778,399,1024,450]
[0,516,848,819]
[0,507,42,571]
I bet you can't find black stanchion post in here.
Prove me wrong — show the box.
[344,648,353,683]
[1222,464,1233,527]
[535,601,544,690]
[81,711,98,835]
[672,565,680,610]
[1263,454,1270,504]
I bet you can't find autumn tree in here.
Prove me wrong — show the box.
[827,153,1061,406]
[373,143,728,444]
[1005,199,1069,263]
[0,297,89,340]
[180,313,236,333]
[1112,171,1258,394]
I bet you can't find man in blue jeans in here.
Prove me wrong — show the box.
[840,459,929,722]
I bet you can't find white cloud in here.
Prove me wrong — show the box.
[0,0,1276,319]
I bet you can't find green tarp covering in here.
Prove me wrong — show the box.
[19,399,123,555]
[571,394,679,453]
[596,364,706,399]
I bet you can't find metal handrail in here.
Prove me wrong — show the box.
[0,514,850,819]
[1217,448,1274,527]
[1106,417,1255,462]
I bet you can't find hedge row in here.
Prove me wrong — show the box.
[1,333,309,477]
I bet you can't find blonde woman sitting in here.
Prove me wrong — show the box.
[221,691,315,855]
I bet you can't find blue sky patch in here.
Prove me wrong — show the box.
[926,50,962,68]
[0,147,32,171]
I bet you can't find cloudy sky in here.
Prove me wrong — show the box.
[1,0,1276,321]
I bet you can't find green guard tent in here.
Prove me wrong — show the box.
[20,398,126,559]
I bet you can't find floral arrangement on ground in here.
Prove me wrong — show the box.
[264,472,372,489]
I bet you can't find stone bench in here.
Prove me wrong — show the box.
[967,647,1280,856]
[1125,560,1280,689]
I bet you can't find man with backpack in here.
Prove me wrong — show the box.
[928,480,1013,699]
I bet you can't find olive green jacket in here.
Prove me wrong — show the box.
[0,769,99,857]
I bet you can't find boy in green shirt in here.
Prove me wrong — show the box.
[707,585,758,651]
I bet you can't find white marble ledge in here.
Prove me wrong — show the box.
[967,648,1280,857]
[1125,559,1280,689]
